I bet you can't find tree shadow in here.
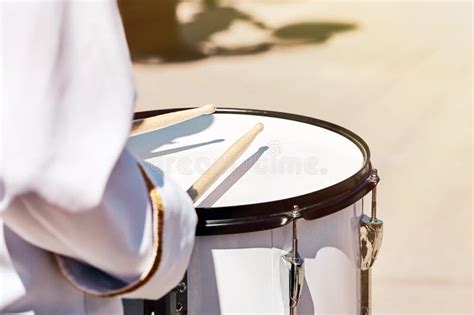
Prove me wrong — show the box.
[118,0,357,63]
[273,22,356,44]
[181,6,269,45]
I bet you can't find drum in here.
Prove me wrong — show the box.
[126,108,382,315]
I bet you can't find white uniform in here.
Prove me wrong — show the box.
[0,1,197,314]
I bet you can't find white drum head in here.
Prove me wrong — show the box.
[128,112,364,208]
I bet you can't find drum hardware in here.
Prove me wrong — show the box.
[149,275,188,315]
[359,169,383,315]
[280,206,305,315]
[173,277,188,315]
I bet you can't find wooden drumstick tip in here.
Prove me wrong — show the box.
[254,123,264,133]
[201,104,217,114]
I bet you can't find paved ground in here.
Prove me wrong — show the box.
[130,1,472,313]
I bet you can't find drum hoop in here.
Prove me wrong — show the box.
[134,108,376,236]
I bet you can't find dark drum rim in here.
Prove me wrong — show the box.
[134,108,377,236]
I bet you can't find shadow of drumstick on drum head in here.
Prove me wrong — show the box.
[198,146,269,207]
[127,114,215,160]
[151,138,224,158]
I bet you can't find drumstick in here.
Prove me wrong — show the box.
[187,123,264,203]
[130,104,216,136]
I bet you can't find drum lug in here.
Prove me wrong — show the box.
[152,274,187,315]
[280,206,305,315]
[360,216,383,270]
[359,169,383,315]
[360,169,383,270]
[172,275,188,315]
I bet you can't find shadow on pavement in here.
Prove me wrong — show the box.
[118,0,357,63]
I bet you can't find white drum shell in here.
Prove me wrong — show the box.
[187,201,362,315]
[128,111,368,314]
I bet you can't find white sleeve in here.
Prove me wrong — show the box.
[3,150,197,298]
[0,0,197,299]
[1,0,134,211]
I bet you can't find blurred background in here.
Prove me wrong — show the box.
[118,0,472,313]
